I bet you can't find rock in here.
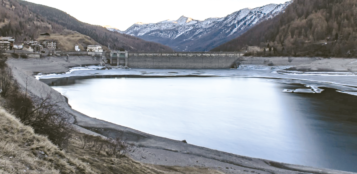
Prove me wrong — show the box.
[182,140,187,143]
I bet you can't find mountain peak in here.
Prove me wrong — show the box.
[176,16,194,24]
[121,1,291,52]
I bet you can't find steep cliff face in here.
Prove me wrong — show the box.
[110,2,291,52]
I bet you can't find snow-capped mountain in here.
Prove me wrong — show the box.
[111,1,291,52]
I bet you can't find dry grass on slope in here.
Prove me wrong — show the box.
[37,30,108,52]
[68,133,224,174]
[0,107,96,174]
[0,105,222,174]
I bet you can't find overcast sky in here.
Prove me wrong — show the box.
[24,0,288,31]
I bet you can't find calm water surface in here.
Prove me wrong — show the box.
[50,77,357,172]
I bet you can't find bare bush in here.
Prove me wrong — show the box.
[20,54,28,59]
[11,53,19,58]
[1,66,74,149]
[0,69,12,98]
[30,96,74,149]
[0,51,6,68]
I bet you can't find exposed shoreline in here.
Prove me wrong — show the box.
[6,56,357,174]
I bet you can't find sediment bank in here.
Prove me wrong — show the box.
[6,56,357,174]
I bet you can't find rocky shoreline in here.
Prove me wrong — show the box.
[6,56,357,174]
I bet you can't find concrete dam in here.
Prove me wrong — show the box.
[62,52,317,69]
[125,53,242,69]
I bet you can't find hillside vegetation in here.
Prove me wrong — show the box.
[0,0,172,52]
[37,30,105,51]
[0,107,96,174]
[212,0,357,57]
[0,0,104,51]
[18,0,172,52]
[0,106,224,174]
[0,0,62,41]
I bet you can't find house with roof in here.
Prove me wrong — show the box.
[87,45,103,52]
[0,37,15,50]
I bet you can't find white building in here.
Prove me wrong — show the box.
[87,45,103,52]
[13,44,23,50]
[23,45,34,52]
[75,45,80,52]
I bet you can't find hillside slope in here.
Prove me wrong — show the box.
[0,0,172,52]
[0,0,60,42]
[0,106,222,174]
[19,0,172,52]
[0,1,105,51]
[114,2,291,52]
[37,30,105,51]
[0,107,96,174]
[212,0,357,57]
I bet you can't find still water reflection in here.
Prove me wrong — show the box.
[51,77,357,172]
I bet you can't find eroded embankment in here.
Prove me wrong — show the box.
[6,56,357,174]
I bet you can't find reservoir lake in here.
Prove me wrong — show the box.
[48,77,357,172]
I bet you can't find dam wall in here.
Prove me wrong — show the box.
[238,57,319,66]
[127,53,242,69]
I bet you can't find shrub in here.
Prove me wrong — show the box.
[0,51,7,69]
[0,66,73,149]
[11,53,19,58]
[0,68,12,98]
[5,93,74,149]
[20,54,28,59]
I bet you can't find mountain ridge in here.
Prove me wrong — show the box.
[212,0,357,57]
[108,1,291,52]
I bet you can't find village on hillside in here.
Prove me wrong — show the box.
[0,35,104,56]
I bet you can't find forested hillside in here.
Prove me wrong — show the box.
[0,0,172,52]
[212,0,357,57]
[0,0,62,41]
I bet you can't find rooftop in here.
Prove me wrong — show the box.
[87,45,102,47]
[0,37,15,42]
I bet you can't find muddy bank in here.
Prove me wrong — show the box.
[6,56,357,174]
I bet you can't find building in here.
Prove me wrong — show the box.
[87,45,103,52]
[0,41,10,51]
[0,37,14,50]
[41,40,57,50]
[24,40,38,45]
[13,43,23,50]
[75,45,80,52]
[22,40,44,52]
[247,46,262,53]
[23,45,34,52]
[109,50,128,67]
[33,44,43,52]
